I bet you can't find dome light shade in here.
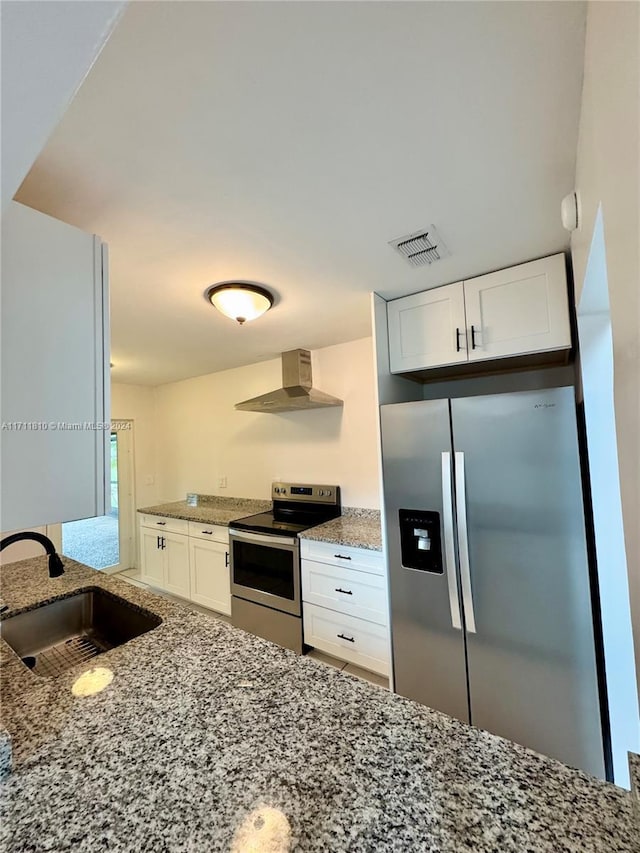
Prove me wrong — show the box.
[206,282,274,325]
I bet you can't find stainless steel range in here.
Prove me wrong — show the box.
[230,482,341,653]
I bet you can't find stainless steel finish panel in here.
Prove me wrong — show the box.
[229,529,297,547]
[271,482,340,504]
[441,452,462,630]
[230,530,301,616]
[451,387,605,777]
[381,399,469,722]
[454,452,476,633]
[235,349,343,412]
[231,596,303,654]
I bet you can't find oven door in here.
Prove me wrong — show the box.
[229,529,301,616]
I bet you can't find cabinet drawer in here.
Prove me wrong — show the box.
[303,603,390,676]
[302,560,388,626]
[139,514,189,535]
[188,521,229,543]
[300,539,384,575]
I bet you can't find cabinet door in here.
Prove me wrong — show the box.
[387,282,467,373]
[464,254,571,362]
[164,532,190,599]
[1,201,109,529]
[140,527,165,588]
[189,538,231,615]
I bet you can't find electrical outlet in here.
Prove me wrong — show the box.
[218,476,228,489]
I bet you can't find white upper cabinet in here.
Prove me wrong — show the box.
[463,254,570,362]
[387,254,571,375]
[387,281,467,373]
[1,202,109,530]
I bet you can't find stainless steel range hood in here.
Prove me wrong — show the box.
[235,349,344,413]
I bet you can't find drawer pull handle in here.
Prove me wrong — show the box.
[337,633,355,643]
[225,551,229,568]
[334,554,351,560]
[156,522,166,526]
[335,588,353,595]
[202,530,213,535]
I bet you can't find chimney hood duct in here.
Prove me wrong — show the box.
[235,349,344,413]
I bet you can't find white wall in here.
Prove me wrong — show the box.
[110,383,158,510]
[153,338,380,509]
[571,1,640,690]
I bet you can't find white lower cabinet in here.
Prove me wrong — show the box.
[139,515,230,614]
[140,527,166,587]
[189,537,231,615]
[163,532,190,598]
[301,540,390,676]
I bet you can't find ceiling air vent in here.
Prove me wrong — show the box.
[389,226,450,267]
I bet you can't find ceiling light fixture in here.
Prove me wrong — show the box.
[205,282,274,325]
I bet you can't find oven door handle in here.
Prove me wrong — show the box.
[229,528,299,548]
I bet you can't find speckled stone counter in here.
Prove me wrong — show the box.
[1,557,636,852]
[138,495,271,526]
[630,752,640,828]
[302,508,382,551]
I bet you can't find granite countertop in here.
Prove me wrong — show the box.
[138,495,271,526]
[140,497,383,550]
[301,508,382,551]
[630,752,640,829]
[1,557,637,852]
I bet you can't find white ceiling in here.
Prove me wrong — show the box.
[16,1,587,387]
[1,0,126,211]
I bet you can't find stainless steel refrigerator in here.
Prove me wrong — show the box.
[380,386,607,779]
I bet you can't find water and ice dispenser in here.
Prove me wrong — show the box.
[398,509,443,574]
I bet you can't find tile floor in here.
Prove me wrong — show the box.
[116,568,389,689]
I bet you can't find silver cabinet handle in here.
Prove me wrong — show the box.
[441,452,462,630]
[454,451,476,633]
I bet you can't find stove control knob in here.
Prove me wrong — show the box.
[319,490,325,496]
[325,490,332,496]
[274,487,281,494]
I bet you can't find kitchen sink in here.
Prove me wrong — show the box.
[0,587,162,678]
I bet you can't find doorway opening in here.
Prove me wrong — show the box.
[576,204,639,787]
[61,422,135,573]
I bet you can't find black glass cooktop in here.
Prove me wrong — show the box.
[230,511,310,536]
[231,503,340,537]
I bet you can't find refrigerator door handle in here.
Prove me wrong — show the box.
[454,451,477,633]
[441,452,462,630]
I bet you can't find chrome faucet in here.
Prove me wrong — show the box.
[0,532,65,578]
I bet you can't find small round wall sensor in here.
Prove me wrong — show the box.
[561,191,580,231]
